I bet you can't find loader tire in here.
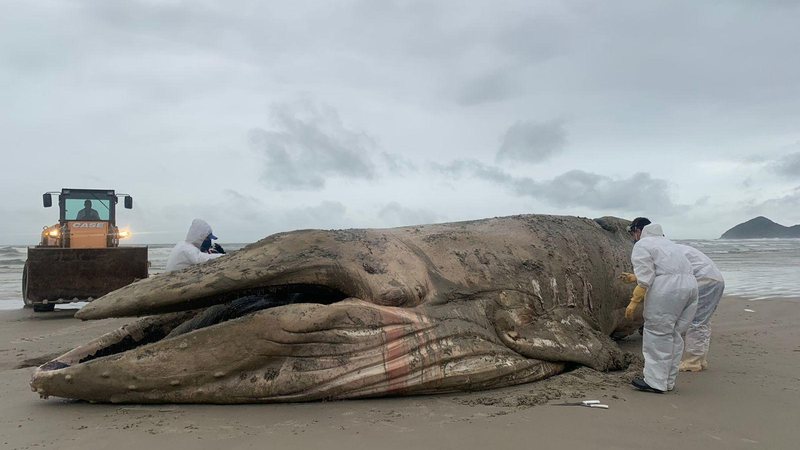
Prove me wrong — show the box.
[22,262,33,308]
[33,303,56,312]
[33,303,55,312]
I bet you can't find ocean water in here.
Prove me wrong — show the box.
[678,239,800,300]
[0,240,798,310]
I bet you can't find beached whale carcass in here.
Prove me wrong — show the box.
[30,214,639,403]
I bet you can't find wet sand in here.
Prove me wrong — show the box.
[1,295,798,450]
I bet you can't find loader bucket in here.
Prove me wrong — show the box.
[23,247,148,306]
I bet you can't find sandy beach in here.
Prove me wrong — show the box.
[1,295,798,450]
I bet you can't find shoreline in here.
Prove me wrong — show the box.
[1,295,798,449]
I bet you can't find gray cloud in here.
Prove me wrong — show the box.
[248,102,377,190]
[770,152,800,178]
[436,159,512,184]
[439,159,677,213]
[221,189,265,222]
[380,152,418,175]
[513,170,676,212]
[456,71,517,106]
[747,186,800,216]
[378,202,440,227]
[495,120,567,164]
[694,196,710,206]
[493,13,570,62]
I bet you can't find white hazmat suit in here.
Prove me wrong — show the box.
[675,244,725,371]
[165,219,224,272]
[632,224,698,392]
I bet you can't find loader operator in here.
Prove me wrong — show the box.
[76,200,101,220]
[165,218,225,272]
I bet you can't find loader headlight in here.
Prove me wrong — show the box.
[118,230,131,239]
[47,229,60,238]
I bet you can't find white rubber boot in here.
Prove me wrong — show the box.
[679,353,705,372]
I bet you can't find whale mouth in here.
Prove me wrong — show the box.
[105,283,352,317]
[29,278,558,404]
[36,283,351,372]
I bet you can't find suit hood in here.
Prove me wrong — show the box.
[641,223,665,238]
[185,219,213,247]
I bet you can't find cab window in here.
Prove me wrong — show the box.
[65,199,110,221]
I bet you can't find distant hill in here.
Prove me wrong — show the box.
[720,216,800,239]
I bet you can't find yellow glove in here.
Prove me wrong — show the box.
[624,285,647,320]
[619,272,637,284]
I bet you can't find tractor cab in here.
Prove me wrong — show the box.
[40,188,133,249]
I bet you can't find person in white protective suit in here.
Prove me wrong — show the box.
[675,244,725,372]
[165,219,225,272]
[619,218,698,393]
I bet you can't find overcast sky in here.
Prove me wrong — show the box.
[2,0,799,245]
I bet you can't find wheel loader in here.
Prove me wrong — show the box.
[23,188,148,312]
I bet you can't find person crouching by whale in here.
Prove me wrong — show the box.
[674,243,725,372]
[619,218,698,393]
[166,218,225,272]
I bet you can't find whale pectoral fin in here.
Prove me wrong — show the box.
[495,307,626,371]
